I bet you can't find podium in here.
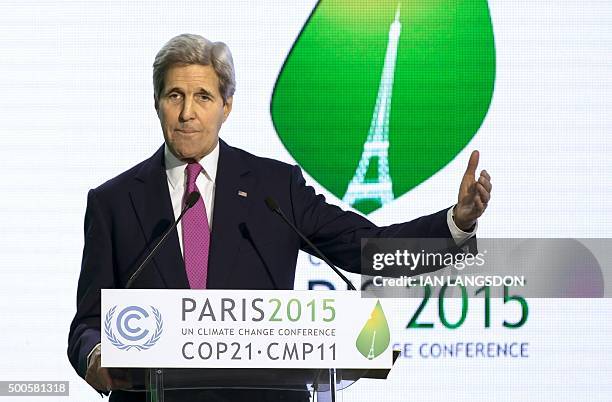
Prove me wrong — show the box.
[102,290,399,401]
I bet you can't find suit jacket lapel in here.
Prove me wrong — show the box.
[207,139,254,288]
[129,145,189,289]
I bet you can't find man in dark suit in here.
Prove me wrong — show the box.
[68,34,491,402]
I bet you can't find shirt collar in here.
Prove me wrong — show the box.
[164,141,220,190]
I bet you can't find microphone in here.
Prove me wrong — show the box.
[264,197,357,291]
[125,191,201,289]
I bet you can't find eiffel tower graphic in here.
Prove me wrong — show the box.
[343,4,402,211]
[367,330,377,360]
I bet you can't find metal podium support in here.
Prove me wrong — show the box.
[329,368,338,402]
[148,368,164,402]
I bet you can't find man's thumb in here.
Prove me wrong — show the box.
[464,150,479,177]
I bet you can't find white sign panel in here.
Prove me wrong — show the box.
[101,290,393,369]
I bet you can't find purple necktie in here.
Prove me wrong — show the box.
[182,163,210,289]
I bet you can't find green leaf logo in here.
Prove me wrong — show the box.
[356,301,390,360]
[271,0,496,214]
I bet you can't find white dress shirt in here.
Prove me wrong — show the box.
[164,142,218,254]
[447,206,477,244]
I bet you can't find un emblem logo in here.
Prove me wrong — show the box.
[104,305,163,351]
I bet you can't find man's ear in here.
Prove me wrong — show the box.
[154,96,160,116]
[223,96,233,122]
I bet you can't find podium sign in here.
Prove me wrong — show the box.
[101,290,393,369]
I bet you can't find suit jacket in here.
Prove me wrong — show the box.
[67,139,453,400]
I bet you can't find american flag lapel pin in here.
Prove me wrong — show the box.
[238,190,248,198]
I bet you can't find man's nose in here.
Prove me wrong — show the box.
[179,98,195,121]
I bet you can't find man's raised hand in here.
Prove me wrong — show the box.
[453,150,492,231]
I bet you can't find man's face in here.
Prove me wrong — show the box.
[156,63,232,162]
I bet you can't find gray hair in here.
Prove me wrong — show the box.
[153,33,236,104]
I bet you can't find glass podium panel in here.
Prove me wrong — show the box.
[110,368,362,401]
[111,351,398,401]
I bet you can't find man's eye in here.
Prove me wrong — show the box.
[197,94,210,101]
[168,93,182,101]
